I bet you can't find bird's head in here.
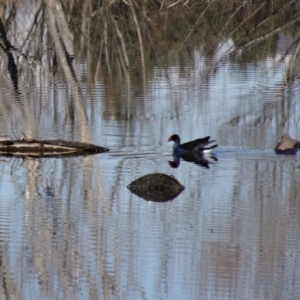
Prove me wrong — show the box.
[168,134,180,143]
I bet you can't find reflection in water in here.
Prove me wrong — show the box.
[1,1,300,300]
[0,151,300,299]
[2,153,300,299]
[168,152,218,169]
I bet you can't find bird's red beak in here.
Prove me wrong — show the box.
[167,136,172,142]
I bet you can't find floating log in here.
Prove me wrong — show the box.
[127,173,184,202]
[0,139,109,157]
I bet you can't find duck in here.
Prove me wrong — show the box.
[168,134,218,154]
[274,133,300,155]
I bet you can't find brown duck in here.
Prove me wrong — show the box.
[274,133,300,155]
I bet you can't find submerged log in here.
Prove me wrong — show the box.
[0,139,109,157]
[127,173,184,202]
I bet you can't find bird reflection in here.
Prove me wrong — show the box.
[168,152,218,168]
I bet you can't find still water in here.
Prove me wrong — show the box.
[1,2,300,300]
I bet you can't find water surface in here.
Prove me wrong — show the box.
[1,2,300,300]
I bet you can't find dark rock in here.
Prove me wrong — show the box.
[127,173,184,202]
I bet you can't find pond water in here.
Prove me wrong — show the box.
[1,1,300,300]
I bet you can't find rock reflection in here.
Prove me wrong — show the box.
[127,173,184,202]
[168,152,218,169]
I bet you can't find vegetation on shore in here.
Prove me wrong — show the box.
[0,0,298,123]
